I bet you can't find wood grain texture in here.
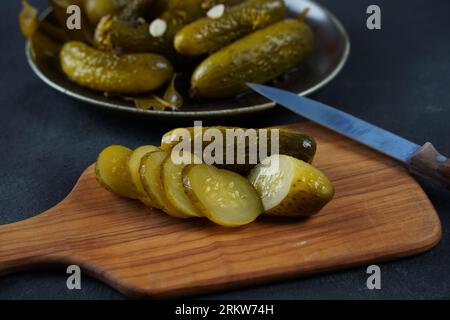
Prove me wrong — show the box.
[0,122,442,298]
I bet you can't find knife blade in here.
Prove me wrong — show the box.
[247,83,450,189]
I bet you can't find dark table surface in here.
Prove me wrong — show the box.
[0,0,449,300]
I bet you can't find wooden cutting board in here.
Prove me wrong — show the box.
[0,122,441,298]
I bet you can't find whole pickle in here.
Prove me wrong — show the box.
[95,7,201,55]
[95,15,172,54]
[161,126,316,175]
[60,41,173,94]
[191,18,314,99]
[85,0,127,26]
[175,0,286,56]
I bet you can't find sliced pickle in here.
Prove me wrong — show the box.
[128,145,160,208]
[140,151,191,218]
[248,155,334,217]
[95,145,140,199]
[161,152,203,218]
[183,164,263,227]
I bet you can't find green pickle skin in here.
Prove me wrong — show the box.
[94,0,245,54]
[175,0,286,56]
[95,15,172,55]
[60,41,173,94]
[191,18,315,99]
[161,127,317,175]
[94,2,204,55]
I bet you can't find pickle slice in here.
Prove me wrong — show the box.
[248,155,334,217]
[140,151,191,218]
[128,145,160,208]
[183,164,263,227]
[95,145,140,199]
[162,152,203,218]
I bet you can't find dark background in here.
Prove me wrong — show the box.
[0,0,449,299]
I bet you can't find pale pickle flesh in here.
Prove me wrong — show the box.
[128,145,160,208]
[162,152,203,218]
[248,155,334,216]
[183,164,263,227]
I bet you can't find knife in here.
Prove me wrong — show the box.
[247,83,450,189]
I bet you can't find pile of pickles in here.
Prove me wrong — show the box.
[21,0,315,109]
[96,127,334,227]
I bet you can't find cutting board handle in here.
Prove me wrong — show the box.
[0,166,96,276]
[409,142,450,190]
[0,208,67,275]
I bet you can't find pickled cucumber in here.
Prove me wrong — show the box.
[161,127,316,175]
[60,41,173,94]
[95,145,140,199]
[140,151,191,218]
[95,0,244,54]
[95,12,196,56]
[183,164,263,227]
[161,152,203,218]
[128,145,160,208]
[175,0,286,56]
[248,155,334,216]
[94,0,206,54]
[191,18,315,99]
[95,15,172,54]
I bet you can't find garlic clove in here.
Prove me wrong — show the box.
[207,4,225,19]
[149,18,167,37]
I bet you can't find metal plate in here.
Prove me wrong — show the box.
[26,0,350,118]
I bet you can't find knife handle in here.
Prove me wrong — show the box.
[409,142,450,189]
